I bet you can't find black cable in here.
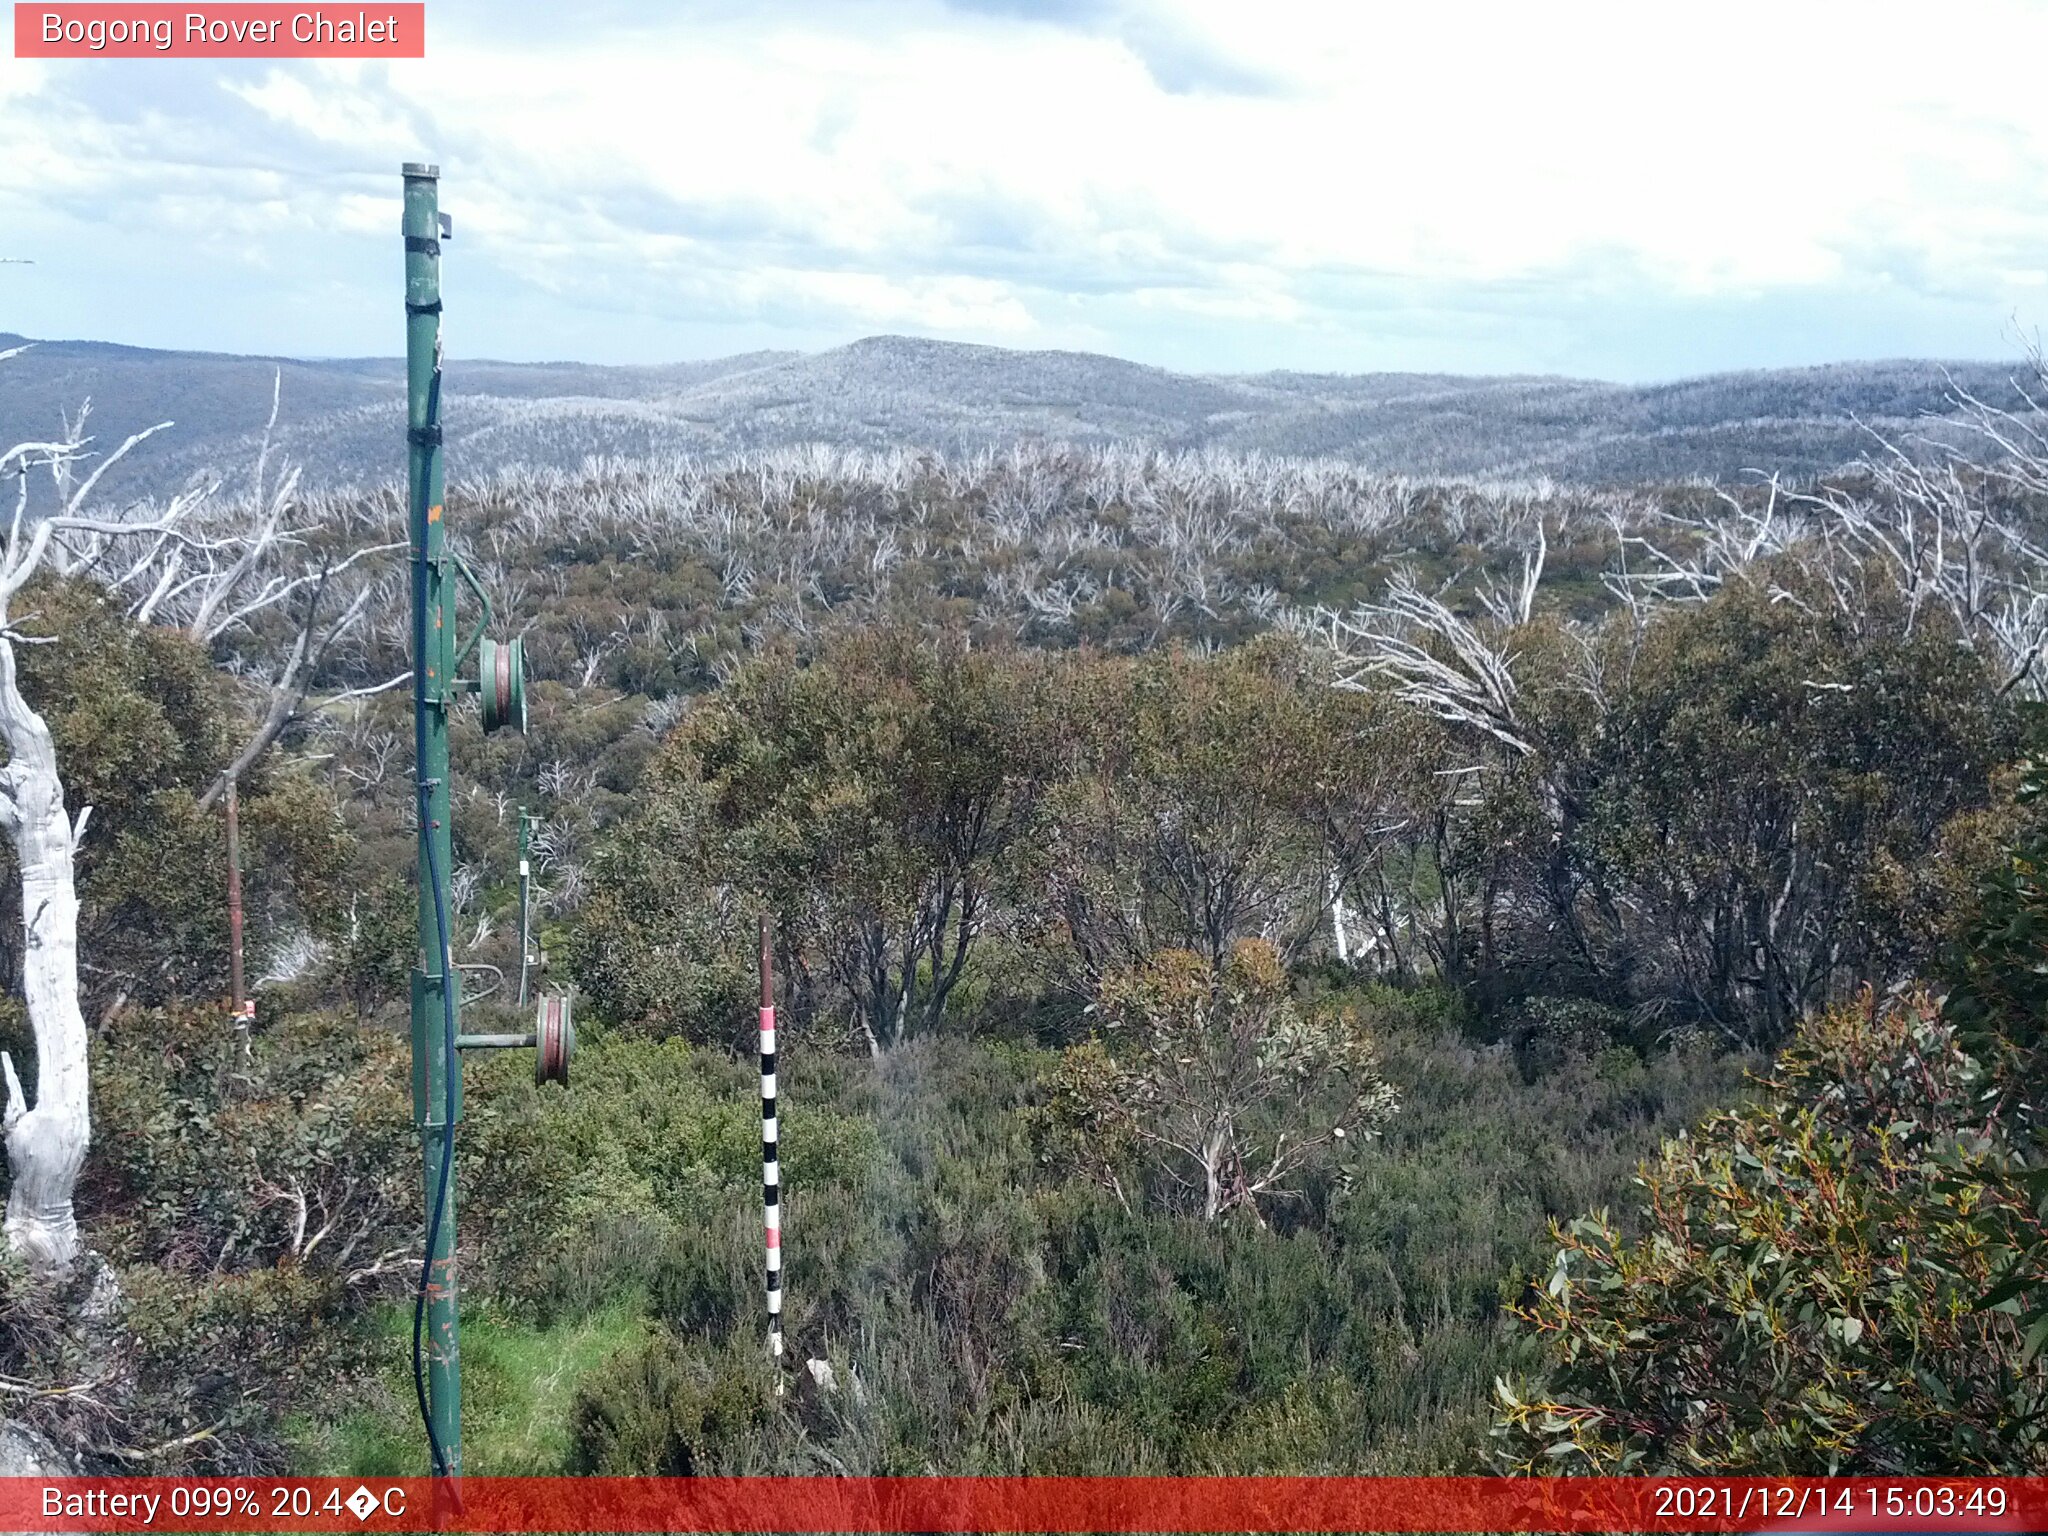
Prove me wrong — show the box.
[412,798,458,1482]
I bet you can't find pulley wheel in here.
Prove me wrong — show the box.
[535,993,574,1087]
[479,635,527,735]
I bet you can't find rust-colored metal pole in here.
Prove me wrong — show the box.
[225,776,245,1017]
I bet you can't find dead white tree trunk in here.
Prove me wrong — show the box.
[0,357,225,1270]
[0,634,89,1270]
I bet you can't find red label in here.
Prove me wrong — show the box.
[13,4,424,57]
[0,1476,2041,1533]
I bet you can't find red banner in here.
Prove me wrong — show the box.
[0,1476,2043,1533]
[13,4,424,58]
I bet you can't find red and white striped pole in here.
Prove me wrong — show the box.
[759,916,783,1391]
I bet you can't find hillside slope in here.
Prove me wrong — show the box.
[0,332,2025,501]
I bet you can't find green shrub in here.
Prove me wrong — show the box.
[1049,942,1397,1223]
[1495,990,2047,1473]
[566,1332,776,1474]
[120,1265,369,1472]
[1510,995,1632,1079]
[460,1036,883,1322]
[86,1008,414,1280]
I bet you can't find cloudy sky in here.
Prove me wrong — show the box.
[2,0,2045,379]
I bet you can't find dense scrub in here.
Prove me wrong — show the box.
[576,583,2013,1057]
[0,1007,414,1469]
[299,987,1744,1476]
[2,426,2046,1473]
[0,578,351,1018]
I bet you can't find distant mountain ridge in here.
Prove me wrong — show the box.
[0,331,2028,502]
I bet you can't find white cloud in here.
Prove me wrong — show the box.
[756,271,1040,334]
[1,0,2043,373]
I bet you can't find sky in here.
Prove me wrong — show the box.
[2,0,2045,381]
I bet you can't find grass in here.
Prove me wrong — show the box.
[293,1301,645,1476]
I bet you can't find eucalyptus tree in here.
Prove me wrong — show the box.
[1306,445,2031,1040]
[1039,638,1416,990]
[1586,573,2008,1039]
[1297,520,1611,989]
[114,376,408,807]
[609,628,1056,1053]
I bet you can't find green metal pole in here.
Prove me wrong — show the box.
[517,807,532,1008]
[404,161,462,1482]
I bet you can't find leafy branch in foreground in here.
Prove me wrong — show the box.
[1494,989,2047,1474]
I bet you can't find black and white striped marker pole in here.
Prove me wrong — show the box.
[759,917,784,1393]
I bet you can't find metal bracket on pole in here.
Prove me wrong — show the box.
[448,547,492,677]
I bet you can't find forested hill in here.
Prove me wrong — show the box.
[0,331,2028,501]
